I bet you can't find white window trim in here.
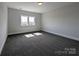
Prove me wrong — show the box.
[21,15,36,26]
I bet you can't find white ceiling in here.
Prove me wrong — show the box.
[5,2,74,13]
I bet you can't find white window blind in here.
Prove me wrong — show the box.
[21,15,35,26]
[29,16,35,26]
[21,16,28,26]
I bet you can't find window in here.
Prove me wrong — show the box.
[29,16,35,26]
[21,16,28,26]
[21,15,35,26]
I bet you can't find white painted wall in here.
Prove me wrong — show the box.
[8,8,41,35]
[0,3,8,54]
[42,3,79,41]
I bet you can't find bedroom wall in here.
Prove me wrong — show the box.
[42,3,79,41]
[0,3,8,54]
[8,8,41,35]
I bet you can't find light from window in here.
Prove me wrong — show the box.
[34,32,42,35]
[21,16,28,26]
[25,34,34,38]
[29,16,35,26]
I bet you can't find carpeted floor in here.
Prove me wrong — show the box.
[1,31,79,56]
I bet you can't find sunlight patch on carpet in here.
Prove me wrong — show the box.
[33,32,42,36]
[25,34,34,38]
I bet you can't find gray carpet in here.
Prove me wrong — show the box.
[1,31,79,56]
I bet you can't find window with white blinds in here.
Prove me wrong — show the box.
[21,15,35,26]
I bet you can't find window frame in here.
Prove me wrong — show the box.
[21,15,29,26]
[21,15,36,27]
[29,16,35,26]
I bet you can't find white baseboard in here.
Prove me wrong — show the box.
[43,30,79,41]
[8,30,41,35]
